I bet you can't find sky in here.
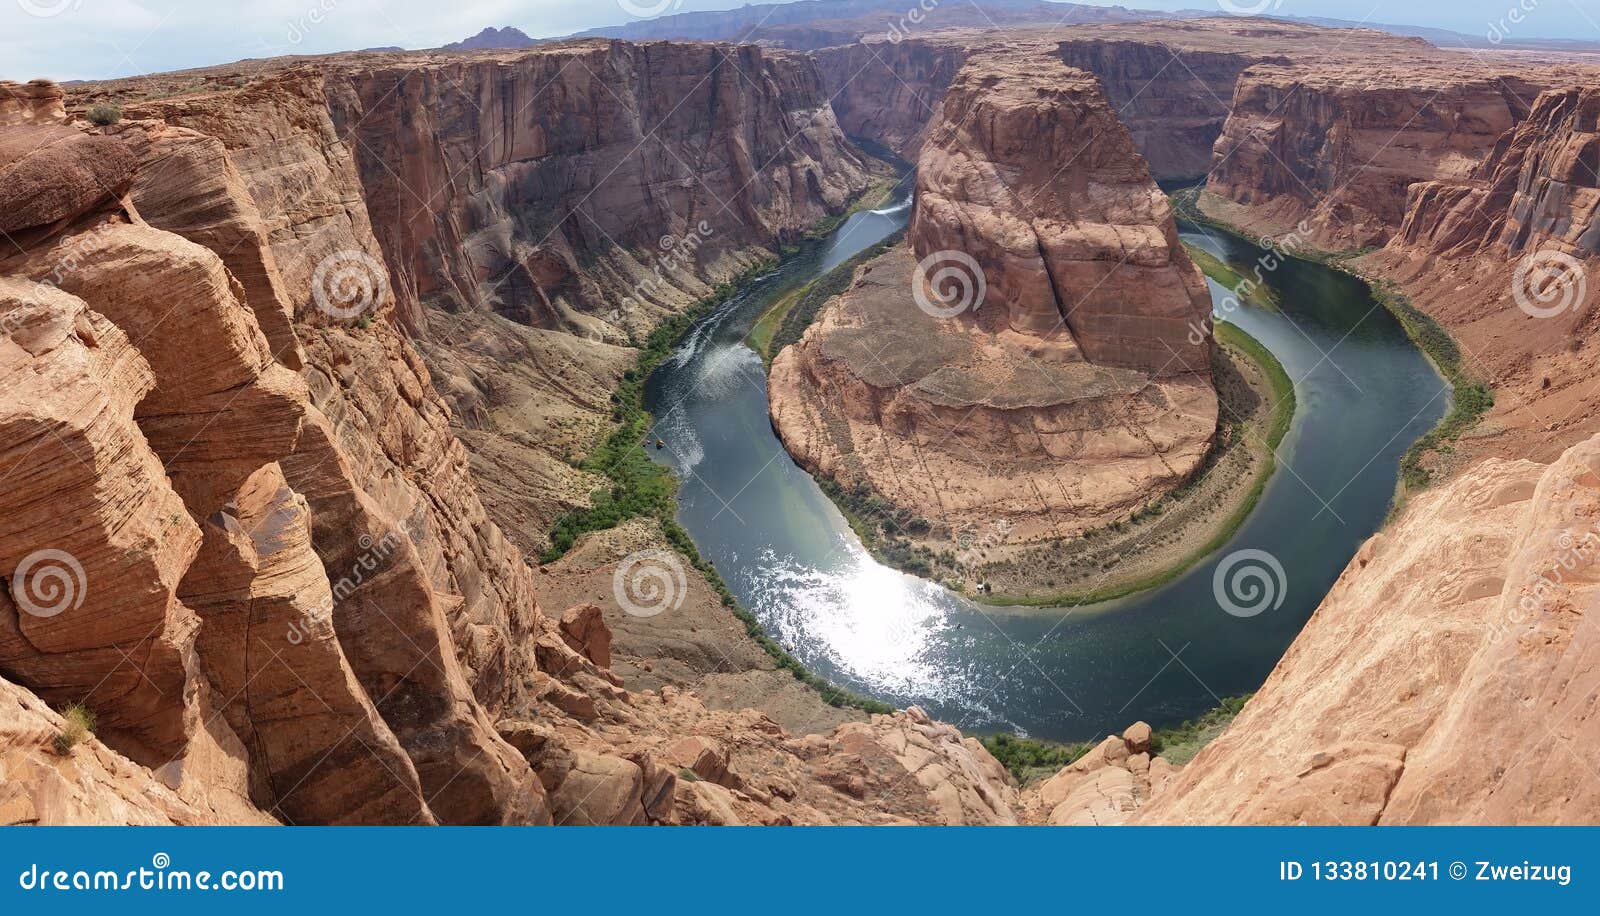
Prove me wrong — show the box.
[1,0,1597,83]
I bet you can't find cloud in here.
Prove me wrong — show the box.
[3,0,1596,83]
[1,0,629,81]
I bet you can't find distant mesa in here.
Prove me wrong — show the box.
[443,26,537,51]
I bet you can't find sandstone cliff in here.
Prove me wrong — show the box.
[770,55,1216,548]
[1,70,1023,827]
[1208,63,1554,248]
[815,36,974,158]
[1363,85,1600,469]
[90,40,875,561]
[1055,33,1277,180]
[1136,430,1600,824]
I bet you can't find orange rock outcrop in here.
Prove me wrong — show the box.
[770,54,1216,545]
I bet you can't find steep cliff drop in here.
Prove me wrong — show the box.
[770,54,1217,557]
[1368,85,1600,470]
[1135,430,1600,825]
[0,63,1027,826]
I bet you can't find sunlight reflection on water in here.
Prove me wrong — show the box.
[747,541,974,703]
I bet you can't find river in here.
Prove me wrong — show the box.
[641,179,1448,741]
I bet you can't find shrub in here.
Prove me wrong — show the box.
[1150,695,1249,764]
[86,103,122,126]
[980,733,1091,784]
[53,702,96,754]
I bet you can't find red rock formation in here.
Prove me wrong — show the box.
[328,41,869,336]
[1207,62,1552,248]
[0,48,1023,827]
[771,55,1216,546]
[912,56,1212,373]
[1136,431,1600,825]
[1055,39,1274,180]
[0,672,270,826]
[815,36,972,157]
[1350,84,1600,470]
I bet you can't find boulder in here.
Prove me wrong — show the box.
[559,603,612,670]
[1123,721,1152,755]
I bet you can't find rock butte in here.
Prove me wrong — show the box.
[770,54,1218,545]
[3,11,1600,824]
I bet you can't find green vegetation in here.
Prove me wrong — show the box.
[747,230,906,364]
[541,265,767,563]
[817,476,939,578]
[981,733,1093,785]
[1370,278,1495,490]
[1170,185,1492,495]
[53,702,95,755]
[979,693,1252,780]
[1150,694,1250,764]
[980,321,1295,607]
[539,242,894,716]
[745,285,804,361]
[85,103,121,126]
[1185,243,1280,312]
[783,175,902,253]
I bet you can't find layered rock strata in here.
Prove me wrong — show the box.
[1363,85,1600,469]
[0,69,1027,827]
[1207,63,1553,248]
[771,55,1216,544]
[1137,431,1600,824]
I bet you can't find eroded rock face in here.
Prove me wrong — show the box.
[1017,723,1177,825]
[815,37,972,158]
[1318,83,1600,474]
[771,54,1216,545]
[0,672,269,826]
[1207,63,1552,248]
[0,82,134,241]
[2,40,1028,827]
[329,42,868,337]
[1137,432,1600,824]
[321,43,871,552]
[1,76,548,825]
[0,278,197,763]
[912,56,1212,372]
[1055,39,1271,181]
[1,79,67,126]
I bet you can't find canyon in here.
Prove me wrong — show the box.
[5,10,1600,826]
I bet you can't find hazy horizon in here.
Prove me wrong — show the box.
[2,0,1597,83]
